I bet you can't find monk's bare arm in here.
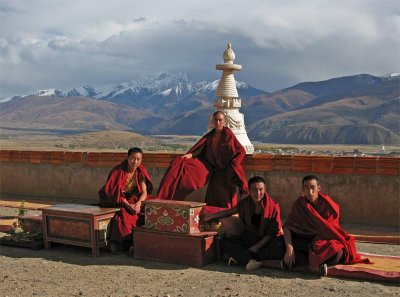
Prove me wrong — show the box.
[133,181,147,213]
[202,206,238,221]
[283,227,295,268]
[248,235,272,253]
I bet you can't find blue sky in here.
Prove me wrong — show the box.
[0,0,399,97]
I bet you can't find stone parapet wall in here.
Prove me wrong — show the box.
[0,150,399,227]
[0,150,398,175]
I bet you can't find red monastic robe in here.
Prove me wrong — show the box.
[157,127,248,208]
[284,192,370,270]
[238,193,283,237]
[99,160,153,241]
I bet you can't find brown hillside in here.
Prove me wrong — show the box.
[249,95,400,144]
[241,89,315,123]
[62,130,156,149]
[0,96,163,133]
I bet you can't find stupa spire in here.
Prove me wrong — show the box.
[210,43,254,154]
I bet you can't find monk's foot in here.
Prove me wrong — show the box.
[246,259,263,272]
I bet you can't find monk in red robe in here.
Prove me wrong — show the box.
[204,176,285,271]
[283,175,370,275]
[99,147,153,249]
[157,111,248,208]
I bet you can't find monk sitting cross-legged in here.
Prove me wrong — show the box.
[204,176,286,272]
[157,111,248,209]
[283,175,370,275]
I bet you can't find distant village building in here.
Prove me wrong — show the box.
[209,43,254,154]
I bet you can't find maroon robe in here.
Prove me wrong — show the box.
[99,160,153,241]
[284,192,370,270]
[157,127,248,208]
[238,193,283,237]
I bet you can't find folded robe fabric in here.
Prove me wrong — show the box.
[327,252,400,283]
[284,192,370,270]
[157,127,248,208]
[98,160,153,241]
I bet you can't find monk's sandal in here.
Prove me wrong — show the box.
[246,259,263,271]
[319,264,328,277]
[228,257,239,267]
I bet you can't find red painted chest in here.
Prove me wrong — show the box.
[133,227,217,266]
[144,199,206,234]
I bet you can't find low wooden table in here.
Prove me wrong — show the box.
[40,204,119,257]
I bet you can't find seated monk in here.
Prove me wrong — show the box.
[157,111,248,208]
[283,175,370,275]
[204,176,286,271]
[99,147,153,250]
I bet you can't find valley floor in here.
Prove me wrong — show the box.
[1,130,399,157]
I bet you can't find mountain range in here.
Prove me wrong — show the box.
[1,72,399,144]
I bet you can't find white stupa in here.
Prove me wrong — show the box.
[209,43,254,154]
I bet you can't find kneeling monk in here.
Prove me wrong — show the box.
[283,175,370,275]
[99,147,153,247]
[157,111,248,208]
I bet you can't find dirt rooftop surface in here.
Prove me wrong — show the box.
[0,206,399,297]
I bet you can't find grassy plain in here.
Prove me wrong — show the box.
[0,129,399,156]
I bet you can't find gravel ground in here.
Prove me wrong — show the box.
[0,206,399,297]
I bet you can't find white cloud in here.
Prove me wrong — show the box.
[0,0,399,97]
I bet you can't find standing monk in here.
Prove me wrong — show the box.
[283,175,370,275]
[157,111,248,208]
[99,147,153,250]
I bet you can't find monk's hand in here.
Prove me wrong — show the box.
[283,244,295,268]
[133,201,142,213]
[125,202,136,214]
[182,153,193,159]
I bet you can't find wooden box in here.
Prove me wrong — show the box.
[20,215,43,233]
[144,199,206,234]
[133,227,217,266]
[40,204,119,257]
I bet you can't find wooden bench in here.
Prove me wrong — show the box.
[40,204,119,257]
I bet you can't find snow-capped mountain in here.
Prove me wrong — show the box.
[380,72,400,80]
[0,85,102,103]
[1,72,398,144]
[0,72,267,105]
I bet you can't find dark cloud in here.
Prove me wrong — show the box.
[133,17,146,22]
